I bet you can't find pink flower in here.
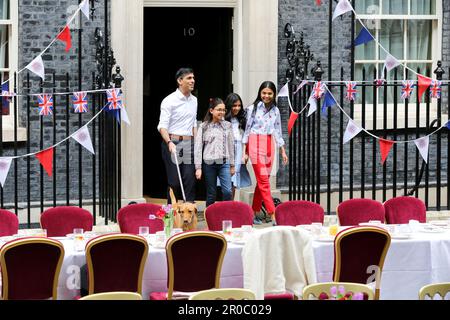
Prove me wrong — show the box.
[338,285,346,295]
[353,292,364,300]
[318,292,329,300]
[330,286,337,296]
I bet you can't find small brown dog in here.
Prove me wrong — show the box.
[169,188,198,231]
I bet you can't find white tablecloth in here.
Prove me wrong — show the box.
[54,229,450,300]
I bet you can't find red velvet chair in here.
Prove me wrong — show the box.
[150,231,227,300]
[336,198,385,226]
[274,200,324,226]
[0,237,64,299]
[0,209,19,237]
[85,234,149,295]
[384,196,426,224]
[333,226,391,300]
[204,201,253,231]
[40,206,93,237]
[117,203,164,234]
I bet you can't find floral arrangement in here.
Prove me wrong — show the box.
[150,204,177,237]
[318,285,365,300]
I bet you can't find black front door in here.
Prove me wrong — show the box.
[143,7,233,199]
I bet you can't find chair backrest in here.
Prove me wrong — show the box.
[85,234,149,295]
[166,231,227,299]
[79,291,143,300]
[0,237,64,300]
[337,199,385,226]
[275,200,324,226]
[40,206,93,237]
[303,282,375,300]
[204,201,253,231]
[117,203,164,234]
[333,226,391,300]
[189,288,256,300]
[0,209,19,237]
[384,196,426,224]
[419,283,450,300]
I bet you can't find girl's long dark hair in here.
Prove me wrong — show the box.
[224,93,246,131]
[203,97,224,122]
[251,81,277,117]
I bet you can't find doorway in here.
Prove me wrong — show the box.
[143,7,233,199]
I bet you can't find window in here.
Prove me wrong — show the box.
[353,0,442,129]
[0,0,23,141]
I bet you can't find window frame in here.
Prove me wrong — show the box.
[1,0,25,141]
[353,0,443,130]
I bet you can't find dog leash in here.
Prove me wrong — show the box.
[172,149,187,202]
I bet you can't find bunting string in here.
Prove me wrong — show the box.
[1,0,90,86]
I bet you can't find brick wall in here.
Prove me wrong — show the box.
[276,0,450,203]
[1,0,108,205]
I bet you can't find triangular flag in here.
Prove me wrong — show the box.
[121,106,131,125]
[307,95,317,117]
[0,157,13,187]
[294,80,308,95]
[25,55,45,80]
[446,120,450,130]
[414,136,429,163]
[321,90,336,115]
[72,125,95,154]
[332,0,352,21]
[316,0,321,5]
[343,119,362,144]
[79,0,90,19]
[287,112,299,137]
[418,74,432,100]
[383,54,400,72]
[57,26,72,52]
[35,148,53,177]
[277,82,289,98]
[352,27,374,47]
[104,106,121,124]
[379,139,394,165]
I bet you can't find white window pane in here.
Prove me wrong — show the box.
[355,0,380,14]
[0,24,9,69]
[382,0,407,14]
[410,0,435,15]
[379,20,404,60]
[355,22,377,60]
[355,63,376,104]
[380,65,404,104]
[408,20,432,60]
[0,0,8,20]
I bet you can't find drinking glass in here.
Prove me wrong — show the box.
[73,228,85,251]
[222,220,232,236]
[329,224,338,236]
[139,226,150,237]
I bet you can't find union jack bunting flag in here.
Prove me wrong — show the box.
[72,91,88,113]
[401,80,415,100]
[430,80,442,99]
[345,81,357,101]
[106,88,123,110]
[312,81,325,99]
[37,94,53,116]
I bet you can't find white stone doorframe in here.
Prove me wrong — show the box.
[111,0,278,207]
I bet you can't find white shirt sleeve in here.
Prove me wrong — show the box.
[157,98,171,132]
[273,107,285,147]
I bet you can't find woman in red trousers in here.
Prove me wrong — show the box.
[242,81,288,224]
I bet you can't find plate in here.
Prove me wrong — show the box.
[390,233,412,239]
[231,239,247,245]
[420,227,446,233]
[314,236,335,242]
[50,236,67,240]
[359,222,384,227]
[429,220,449,227]
[65,233,74,239]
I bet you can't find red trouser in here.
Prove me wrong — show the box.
[248,134,275,214]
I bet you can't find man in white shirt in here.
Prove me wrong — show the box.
[157,68,197,202]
